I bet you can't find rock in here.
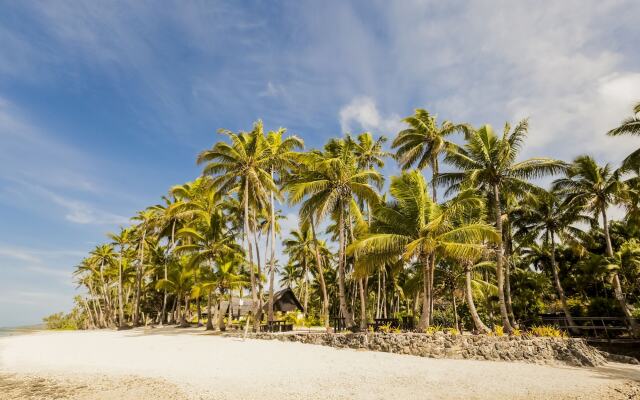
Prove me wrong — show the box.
[222,331,607,367]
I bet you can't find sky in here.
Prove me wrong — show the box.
[1,0,639,327]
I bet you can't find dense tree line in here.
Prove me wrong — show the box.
[65,103,640,336]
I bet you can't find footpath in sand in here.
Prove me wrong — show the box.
[1,327,639,400]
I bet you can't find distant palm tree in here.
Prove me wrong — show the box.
[392,109,470,201]
[198,121,276,330]
[156,257,194,327]
[283,227,318,315]
[607,102,640,171]
[90,244,116,327]
[108,228,134,328]
[131,208,160,326]
[514,189,587,331]
[440,121,565,332]
[554,155,639,336]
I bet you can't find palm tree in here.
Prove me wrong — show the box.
[607,102,640,171]
[131,208,160,326]
[197,121,276,330]
[213,259,246,331]
[514,189,587,331]
[89,244,116,327]
[288,142,381,329]
[156,256,194,327]
[108,227,133,328]
[463,259,494,333]
[392,109,470,201]
[264,128,304,321]
[283,226,319,315]
[440,121,565,332]
[279,261,301,289]
[349,170,498,329]
[554,155,639,335]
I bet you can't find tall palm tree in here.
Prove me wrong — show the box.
[392,109,470,201]
[607,102,640,171]
[264,128,304,321]
[89,244,116,327]
[514,189,587,331]
[197,121,276,330]
[349,170,498,329]
[554,155,639,335]
[288,143,381,329]
[130,208,160,326]
[440,121,565,332]
[108,228,133,328]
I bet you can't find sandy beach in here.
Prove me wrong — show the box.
[1,328,639,400]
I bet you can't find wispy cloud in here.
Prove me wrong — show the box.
[339,96,404,136]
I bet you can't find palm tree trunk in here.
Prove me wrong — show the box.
[118,250,124,328]
[303,259,309,317]
[602,209,639,336]
[382,268,387,318]
[337,205,355,328]
[429,255,435,325]
[82,297,96,329]
[504,227,518,328]
[493,184,513,333]
[88,282,104,328]
[268,187,277,321]
[359,278,367,330]
[217,294,225,331]
[206,290,214,330]
[310,215,330,331]
[550,235,578,334]
[170,295,178,324]
[98,262,113,327]
[452,287,459,332]
[253,230,264,324]
[161,222,175,326]
[376,270,381,318]
[133,229,145,326]
[243,180,259,332]
[180,294,189,327]
[465,263,491,333]
[226,291,234,331]
[417,255,431,330]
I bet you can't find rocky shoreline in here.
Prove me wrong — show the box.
[225,331,639,367]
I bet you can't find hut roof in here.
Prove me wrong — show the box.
[214,287,304,317]
[267,287,304,313]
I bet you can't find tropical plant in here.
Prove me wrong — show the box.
[439,121,565,332]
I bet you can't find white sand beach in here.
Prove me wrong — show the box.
[1,328,639,400]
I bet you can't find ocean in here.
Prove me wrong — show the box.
[0,325,44,337]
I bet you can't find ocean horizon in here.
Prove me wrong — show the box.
[0,325,44,337]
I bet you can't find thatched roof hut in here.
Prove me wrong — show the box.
[213,287,303,318]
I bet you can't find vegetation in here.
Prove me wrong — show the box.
[66,105,640,337]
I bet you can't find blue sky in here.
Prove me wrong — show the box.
[1,1,639,327]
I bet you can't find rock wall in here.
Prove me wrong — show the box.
[227,332,610,367]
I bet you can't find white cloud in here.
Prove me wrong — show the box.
[259,81,286,98]
[339,96,404,135]
[17,181,129,225]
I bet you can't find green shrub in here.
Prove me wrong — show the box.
[424,325,444,335]
[528,325,567,338]
[43,312,79,330]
